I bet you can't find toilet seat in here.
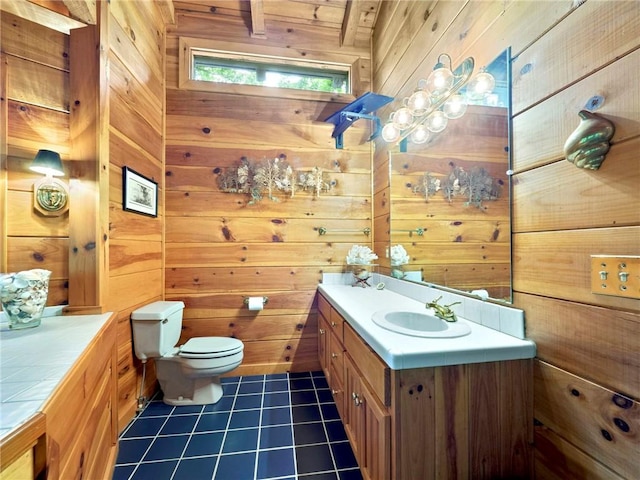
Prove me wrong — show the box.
[179,337,244,359]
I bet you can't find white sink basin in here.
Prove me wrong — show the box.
[371,309,472,338]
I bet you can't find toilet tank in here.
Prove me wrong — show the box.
[131,301,184,361]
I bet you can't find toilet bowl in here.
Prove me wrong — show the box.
[131,301,244,406]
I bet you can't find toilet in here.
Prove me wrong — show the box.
[131,301,244,406]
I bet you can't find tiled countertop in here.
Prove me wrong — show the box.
[318,281,536,370]
[0,310,113,441]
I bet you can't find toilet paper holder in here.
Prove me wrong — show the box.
[243,296,268,307]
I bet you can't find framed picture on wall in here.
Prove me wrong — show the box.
[122,166,158,217]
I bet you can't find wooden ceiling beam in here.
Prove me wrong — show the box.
[156,0,176,25]
[250,0,267,38]
[341,0,359,46]
[0,0,85,34]
[62,0,96,24]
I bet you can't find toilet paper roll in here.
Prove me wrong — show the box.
[247,296,265,311]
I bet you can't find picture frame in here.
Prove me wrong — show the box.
[122,166,158,217]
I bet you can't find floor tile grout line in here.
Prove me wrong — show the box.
[286,372,299,480]
[125,403,175,480]
[210,377,241,480]
[252,376,266,480]
[167,403,206,480]
[313,374,340,475]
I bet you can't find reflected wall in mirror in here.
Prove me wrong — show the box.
[389,50,512,302]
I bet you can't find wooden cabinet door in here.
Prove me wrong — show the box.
[344,355,365,462]
[344,354,391,480]
[360,385,391,480]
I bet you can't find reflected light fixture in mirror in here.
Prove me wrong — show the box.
[381,54,495,148]
[30,149,69,216]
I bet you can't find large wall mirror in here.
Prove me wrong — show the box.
[388,50,512,302]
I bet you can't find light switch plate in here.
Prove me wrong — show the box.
[590,255,640,299]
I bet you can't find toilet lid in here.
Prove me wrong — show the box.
[179,337,244,357]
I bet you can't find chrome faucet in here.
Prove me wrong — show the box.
[426,296,461,322]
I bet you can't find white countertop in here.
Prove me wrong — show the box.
[0,312,113,441]
[318,284,536,369]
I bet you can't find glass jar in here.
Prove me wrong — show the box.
[0,269,51,330]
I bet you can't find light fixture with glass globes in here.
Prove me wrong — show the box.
[381,54,495,149]
[30,149,69,216]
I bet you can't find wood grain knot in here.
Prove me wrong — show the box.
[613,417,630,433]
[570,389,580,397]
[202,127,211,134]
[601,429,613,441]
[32,252,44,262]
[612,394,633,409]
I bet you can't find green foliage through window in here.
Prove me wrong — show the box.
[193,54,349,94]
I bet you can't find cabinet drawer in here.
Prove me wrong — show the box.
[318,316,330,379]
[344,323,390,406]
[329,309,345,343]
[329,331,345,384]
[318,293,331,321]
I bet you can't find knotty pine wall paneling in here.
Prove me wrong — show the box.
[105,0,169,430]
[372,1,639,478]
[165,8,373,376]
[509,2,640,478]
[1,12,70,306]
[1,1,170,433]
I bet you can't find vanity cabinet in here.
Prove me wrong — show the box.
[318,294,346,418]
[42,316,117,480]
[319,293,391,480]
[0,314,117,480]
[317,292,533,480]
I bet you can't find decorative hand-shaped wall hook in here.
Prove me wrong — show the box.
[563,110,615,170]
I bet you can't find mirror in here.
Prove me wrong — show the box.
[388,50,512,302]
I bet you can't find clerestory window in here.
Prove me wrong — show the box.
[178,37,357,101]
[192,51,350,94]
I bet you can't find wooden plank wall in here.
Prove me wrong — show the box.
[372,1,639,478]
[104,0,168,430]
[1,1,170,431]
[165,3,373,376]
[1,12,70,306]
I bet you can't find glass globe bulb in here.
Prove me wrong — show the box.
[425,67,454,96]
[392,107,414,130]
[381,122,401,143]
[466,71,496,101]
[410,125,430,145]
[426,110,448,133]
[443,94,468,119]
[407,89,431,116]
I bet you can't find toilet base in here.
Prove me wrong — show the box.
[160,377,224,406]
[156,357,226,406]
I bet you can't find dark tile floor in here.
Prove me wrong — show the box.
[112,371,363,480]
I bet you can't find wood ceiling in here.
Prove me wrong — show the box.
[172,0,383,46]
[2,1,382,47]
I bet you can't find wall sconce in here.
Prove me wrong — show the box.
[381,54,495,149]
[30,149,69,216]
